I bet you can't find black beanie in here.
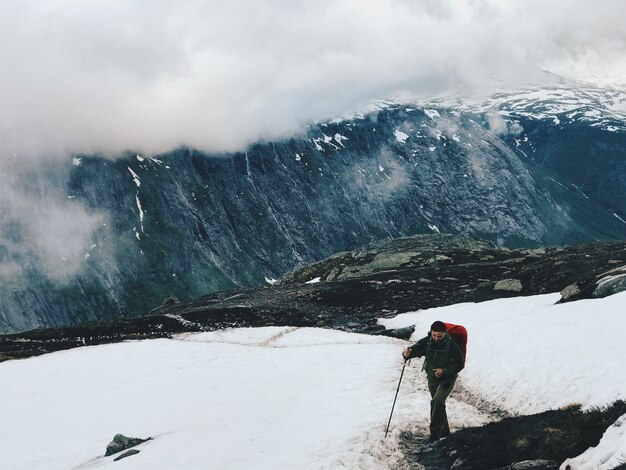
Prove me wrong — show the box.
[430,321,447,332]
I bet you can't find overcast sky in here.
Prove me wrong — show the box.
[1,0,626,159]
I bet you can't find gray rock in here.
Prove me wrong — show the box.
[105,434,151,457]
[114,449,141,462]
[376,325,415,340]
[451,458,465,469]
[507,459,558,469]
[593,266,626,298]
[495,279,523,292]
[560,283,581,302]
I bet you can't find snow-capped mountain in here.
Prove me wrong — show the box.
[461,83,626,130]
[453,81,626,222]
[1,82,625,334]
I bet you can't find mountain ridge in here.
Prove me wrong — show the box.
[2,233,624,361]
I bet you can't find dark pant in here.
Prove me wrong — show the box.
[427,375,457,439]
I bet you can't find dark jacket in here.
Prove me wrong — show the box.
[406,333,465,381]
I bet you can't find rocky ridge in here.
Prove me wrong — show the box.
[1,234,624,361]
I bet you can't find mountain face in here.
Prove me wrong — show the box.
[1,83,625,334]
[460,83,626,225]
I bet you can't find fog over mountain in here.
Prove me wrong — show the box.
[2,0,625,158]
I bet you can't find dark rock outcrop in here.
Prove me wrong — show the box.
[1,234,624,361]
[400,400,626,470]
[593,266,626,298]
[105,434,151,457]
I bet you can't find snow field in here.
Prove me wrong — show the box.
[1,292,625,469]
[380,292,626,414]
[0,327,437,469]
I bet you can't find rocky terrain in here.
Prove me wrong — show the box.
[2,233,624,361]
[401,400,626,470]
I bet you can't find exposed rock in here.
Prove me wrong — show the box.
[400,400,626,470]
[593,266,626,298]
[149,296,181,314]
[560,284,582,302]
[113,449,140,462]
[105,434,151,457]
[451,457,465,469]
[507,460,558,470]
[375,325,415,340]
[163,296,180,306]
[495,279,523,292]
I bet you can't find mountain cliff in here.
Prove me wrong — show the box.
[1,83,625,333]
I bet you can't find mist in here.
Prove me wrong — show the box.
[1,0,625,290]
[2,0,625,160]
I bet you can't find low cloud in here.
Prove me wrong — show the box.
[486,113,523,136]
[0,160,107,282]
[1,0,625,160]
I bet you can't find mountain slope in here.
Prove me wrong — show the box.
[1,84,625,333]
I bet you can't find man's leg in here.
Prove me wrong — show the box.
[427,376,457,439]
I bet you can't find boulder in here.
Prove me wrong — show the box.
[494,279,523,292]
[376,325,415,340]
[593,266,626,298]
[105,434,151,457]
[560,283,581,302]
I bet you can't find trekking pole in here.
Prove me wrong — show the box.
[385,358,409,438]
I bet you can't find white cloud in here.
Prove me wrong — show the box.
[486,113,523,136]
[1,0,625,159]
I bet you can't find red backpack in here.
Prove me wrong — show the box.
[443,322,468,364]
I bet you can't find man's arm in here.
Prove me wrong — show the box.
[403,336,427,359]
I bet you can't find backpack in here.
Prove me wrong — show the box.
[443,322,468,365]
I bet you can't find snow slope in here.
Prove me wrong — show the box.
[1,293,625,469]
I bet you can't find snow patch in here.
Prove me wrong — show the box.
[334,133,349,146]
[127,167,141,187]
[614,212,626,224]
[561,413,626,470]
[424,109,440,120]
[394,130,409,143]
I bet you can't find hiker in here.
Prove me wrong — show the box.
[402,320,465,441]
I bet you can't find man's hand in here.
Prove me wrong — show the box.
[433,368,444,378]
[402,348,412,360]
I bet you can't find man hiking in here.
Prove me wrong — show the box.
[402,320,464,441]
